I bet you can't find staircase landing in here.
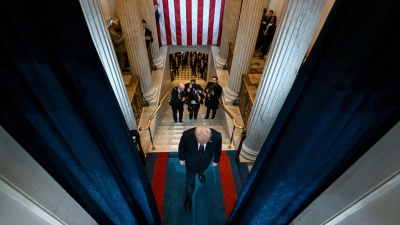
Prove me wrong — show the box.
[150,105,232,152]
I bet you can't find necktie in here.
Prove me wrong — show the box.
[199,145,204,158]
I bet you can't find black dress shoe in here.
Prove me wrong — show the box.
[179,120,183,123]
[199,175,205,184]
[204,117,209,119]
[184,197,191,211]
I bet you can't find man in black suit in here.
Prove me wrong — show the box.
[142,19,153,50]
[198,59,206,79]
[181,51,188,70]
[179,126,222,211]
[204,76,222,119]
[173,56,180,75]
[170,83,186,123]
[259,16,277,59]
[190,55,198,76]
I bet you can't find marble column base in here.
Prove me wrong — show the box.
[215,55,227,69]
[143,88,158,105]
[240,143,258,161]
[153,55,165,70]
[222,87,238,105]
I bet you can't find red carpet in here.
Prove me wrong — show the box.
[151,152,168,218]
[149,151,242,223]
[219,151,237,217]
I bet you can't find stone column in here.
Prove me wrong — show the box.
[139,0,164,68]
[216,0,242,67]
[79,0,137,130]
[223,0,265,104]
[241,0,328,160]
[115,0,157,101]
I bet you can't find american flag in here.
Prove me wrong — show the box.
[157,0,225,45]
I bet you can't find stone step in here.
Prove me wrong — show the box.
[156,124,225,130]
[152,134,231,145]
[146,144,235,153]
[159,120,222,126]
[149,89,232,149]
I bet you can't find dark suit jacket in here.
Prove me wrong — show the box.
[190,58,198,68]
[144,28,153,49]
[204,82,222,109]
[263,24,277,42]
[178,127,222,173]
[109,27,126,53]
[170,86,186,108]
[184,83,204,104]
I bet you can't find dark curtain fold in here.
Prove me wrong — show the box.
[227,0,400,224]
[0,0,160,224]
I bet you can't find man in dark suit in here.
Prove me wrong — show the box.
[190,55,198,76]
[170,83,186,123]
[259,15,277,59]
[199,59,206,79]
[204,76,222,119]
[181,51,188,70]
[173,56,180,75]
[142,19,153,50]
[179,126,222,211]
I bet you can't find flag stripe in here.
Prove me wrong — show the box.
[162,1,172,45]
[168,1,177,44]
[207,0,216,45]
[180,0,187,45]
[212,0,221,44]
[159,2,165,45]
[202,0,210,45]
[159,0,225,45]
[186,0,192,45]
[217,0,225,44]
[197,0,204,45]
[174,0,182,45]
[192,0,198,45]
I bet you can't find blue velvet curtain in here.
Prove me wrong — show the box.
[0,1,160,224]
[227,0,400,224]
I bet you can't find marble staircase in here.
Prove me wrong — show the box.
[150,104,232,152]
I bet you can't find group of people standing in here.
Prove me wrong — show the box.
[255,9,278,59]
[172,52,208,78]
[169,76,222,123]
[109,19,153,72]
